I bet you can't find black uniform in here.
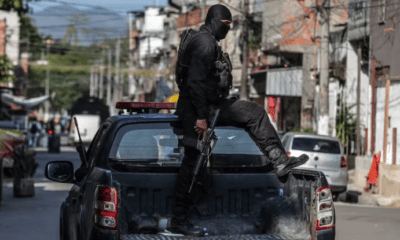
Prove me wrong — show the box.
[169,4,308,236]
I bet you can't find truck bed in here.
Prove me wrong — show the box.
[113,169,322,239]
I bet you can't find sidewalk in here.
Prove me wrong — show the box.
[34,146,76,152]
[340,169,400,208]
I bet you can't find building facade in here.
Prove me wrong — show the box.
[370,0,400,163]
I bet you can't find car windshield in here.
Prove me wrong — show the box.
[109,122,267,167]
[291,137,341,154]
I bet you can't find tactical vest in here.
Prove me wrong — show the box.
[175,29,232,98]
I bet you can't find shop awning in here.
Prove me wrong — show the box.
[1,93,50,109]
[266,67,303,97]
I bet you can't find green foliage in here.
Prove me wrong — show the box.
[0,55,16,83]
[19,13,43,60]
[301,128,314,133]
[336,101,356,147]
[30,64,89,111]
[0,128,20,136]
[248,34,261,50]
[0,0,27,13]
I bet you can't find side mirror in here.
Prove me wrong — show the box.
[45,161,75,183]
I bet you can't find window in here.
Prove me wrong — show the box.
[282,136,290,150]
[109,123,267,167]
[379,0,386,24]
[291,137,341,154]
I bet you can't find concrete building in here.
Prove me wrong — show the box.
[345,0,371,154]
[0,10,20,65]
[370,0,400,164]
[261,0,348,133]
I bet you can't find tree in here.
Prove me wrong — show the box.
[0,0,27,13]
[62,13,89,46]
[0,55,16,83]
[19,13,43,60]
[336,100,356,152]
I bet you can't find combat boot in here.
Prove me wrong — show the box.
[168,207,205,237]
[265,146,309,177]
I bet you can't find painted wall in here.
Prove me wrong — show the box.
[0,10,20,65]
[347,0,370,41]
[375,81,400,165]
[370,0,400,77]
[345,41,370,151]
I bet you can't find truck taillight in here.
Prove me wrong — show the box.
[340,156,347,168]
[95,186,118,230]
[316,186,334,231]
[286,152,291,157]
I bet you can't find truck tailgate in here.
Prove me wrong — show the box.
[113,170,320,239]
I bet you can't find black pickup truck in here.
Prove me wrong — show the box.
[45,103,335,240]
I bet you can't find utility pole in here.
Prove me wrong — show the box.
[99,65,104,100]
[356,44,362,155]
[99,48,105,100]
[44,39,51,122]
[383,79,390,163]
[90,66,94,97]
[128,12,135,100]
[147,37,151,68]
[107,47,112,106]
[371,59,377,155]
[113,38,121,104]
[200,0,206,21]
[240,0,249,100]
[317,0,330,136]
[120,72,124,100]
[94,66,99,98]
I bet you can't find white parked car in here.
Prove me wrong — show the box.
[281,132,348,196]
[69,114,101,145]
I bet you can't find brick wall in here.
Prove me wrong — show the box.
[0,20,6,56]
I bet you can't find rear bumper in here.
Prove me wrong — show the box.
[120,234,313,240]
[90,226,118,240]
[330,185,347,193]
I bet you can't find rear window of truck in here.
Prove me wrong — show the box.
[108,122,267,166]
[291,137,341,154]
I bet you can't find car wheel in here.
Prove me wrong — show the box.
[332,193,338,202]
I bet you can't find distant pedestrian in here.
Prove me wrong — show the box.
[28,120,41,148]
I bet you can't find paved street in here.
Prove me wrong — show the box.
[2,150,400,240]
[0,150,79,240]
[335,202,400,240]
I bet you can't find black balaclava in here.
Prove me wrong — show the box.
[205,4,232,41]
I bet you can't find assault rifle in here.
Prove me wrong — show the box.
[188,109,220,193]
[74,117,87,167]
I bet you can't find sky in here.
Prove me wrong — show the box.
[27,0,170,16]
[26,0,170,45]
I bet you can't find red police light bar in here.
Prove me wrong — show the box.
[115,102,176,109]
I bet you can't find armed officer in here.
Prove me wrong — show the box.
[168,4,309,237]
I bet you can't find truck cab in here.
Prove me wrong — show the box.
[45,102,335,240]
